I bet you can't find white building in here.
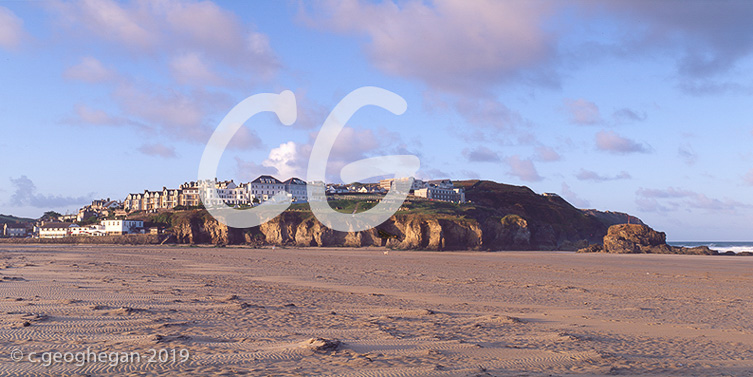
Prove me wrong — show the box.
[37,222,74,238]
[413,179,466,203]
[69,224,106,237]
[307,181,327,202]
[101,220,144,235]
[283,177,308,203]
[379,177,424,193]
[250,175,286,202]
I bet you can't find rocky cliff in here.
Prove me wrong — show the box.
[131,180,643,250]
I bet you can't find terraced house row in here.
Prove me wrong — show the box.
[124,175,315,212]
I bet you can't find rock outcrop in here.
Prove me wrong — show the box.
[602,224,670,253]
[579,224,717,255]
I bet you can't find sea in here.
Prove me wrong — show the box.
[669,241,753,254]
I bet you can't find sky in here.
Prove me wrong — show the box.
[1,0,752,241]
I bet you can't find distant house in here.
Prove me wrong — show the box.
[283,177,307,203]
[379,177,423,193]
[68,224,106,237]
[58,214,77,222]
[76,208,98,222]
[38,222,74,238]
[413,179,466,203]
[250,175,285,202]
[101,220,144,235]
[3,223,30,237]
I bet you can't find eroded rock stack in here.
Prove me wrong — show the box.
[578,224,717,255]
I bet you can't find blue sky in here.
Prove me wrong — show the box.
[1,0,752,241]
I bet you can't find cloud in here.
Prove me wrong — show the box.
[636,187,749,213]
[261,141,308,180]
[137,143,177,158]
[613,107,647,123]
[238,126,404,182]
[506,156,543,182]
[159,0,279,76]
[595,130,649,154]
[71,104,125,126]
[744,169,753,186]
[64,57,115,83]
[415,168,451,181]
[454,98,523,130]
[234,157,277,182]
[463,146,500,162]
[580,1,753,93]
[169,52,222,85]
[304,0,559,94]
[575,169,631,182]
[47,0,279,82]
[114,83,206,139]
[66,0,153,49]
[0,6,26,49]
[535,145,561,162]
[110,83,261,149]
[459,170,480,179]
[564,98,601,125]
[560,182,590,208]
[9,176,93,209]
[304,1,753,97]
[678,144,698,165]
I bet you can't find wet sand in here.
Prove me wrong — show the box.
[0,245,752,376]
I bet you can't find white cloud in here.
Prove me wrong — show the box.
[241,126,409,182]
[305,0,558,94]
[564,98,601,125]
[159,0,277,74]
[0,6,26,49]
[595,130,649,154]
[262,141,306,180]
[47,0,279,83]
[169,53,221,85]
[506,155,543,182]
[64,57,115,83]
[66,0,154,49]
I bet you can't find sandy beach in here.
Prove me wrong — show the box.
[0,245,752,376]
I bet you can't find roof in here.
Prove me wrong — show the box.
[4,222,31,229]
[283,177,306,185]
[252,175,282,184]
[39,222,74,229]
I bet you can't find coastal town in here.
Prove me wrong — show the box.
[1,175,466,239]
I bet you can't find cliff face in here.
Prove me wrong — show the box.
[254,213,485,250]
[166,210,567,251]
[144,180,644,251]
